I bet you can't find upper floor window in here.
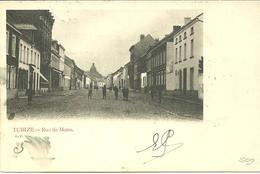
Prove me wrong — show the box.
[175,48,178,63]
[19,44,23,63]
[34,52,37,65]
[190,27,194,35]
[184,32,187,39]
[27,48,29,64]
[31,50,33,64]
[184,43,187,60]
[190,39,194,57]
[23,46,26,63]
[175,38,178,44]
[179,46,182,62]
[179,35,182,42]
[11,34,16,57]
[6,31,9,55]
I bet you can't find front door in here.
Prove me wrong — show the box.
[183,68,187,92]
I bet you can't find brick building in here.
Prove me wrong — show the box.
[129,34,156,90]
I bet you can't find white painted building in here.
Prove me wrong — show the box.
[172,13,203,99]
[58,44,65,88]
[18,38,41,93]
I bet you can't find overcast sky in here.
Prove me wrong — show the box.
[51,9,201,76]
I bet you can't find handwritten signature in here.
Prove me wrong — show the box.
[239,157,255,165]
[136,129,183,164]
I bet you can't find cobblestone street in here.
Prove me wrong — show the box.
[7,89,202,120]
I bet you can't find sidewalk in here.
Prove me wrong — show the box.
[130,91,203,119]
[6,89,79,119]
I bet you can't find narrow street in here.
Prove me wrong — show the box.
[7,89,202,120]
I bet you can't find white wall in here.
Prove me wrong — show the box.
[172,17,203,91]
[166,42,174,90]
[19,39,41,91]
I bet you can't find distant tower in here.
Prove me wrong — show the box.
[90,63,97,74]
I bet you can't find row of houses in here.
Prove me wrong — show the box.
[6,10,87,100]
[108,13,203,100]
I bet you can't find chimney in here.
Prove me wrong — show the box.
[184,17,191,25]
[140,34,145,40]
[173,25,181,33]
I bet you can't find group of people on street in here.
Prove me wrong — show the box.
[88,84,162,103]
[88,84,129,101]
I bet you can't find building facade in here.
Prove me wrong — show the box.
[58,44,65,89]
[6,20,21,99]
[105,74,113,90]
[18,36,41,96]
[129,34,155,90]
[50,40,62,91]
[146,26,180,91]
[172,13,203,99]
[7,10,55,91]
[64,56,74,90]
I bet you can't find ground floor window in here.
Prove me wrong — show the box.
[6,65,16,89]
[18,69,28,90]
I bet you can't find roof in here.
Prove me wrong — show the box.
[84,71,103,80]
[129,34,156,60]
[6,22,22,35]
[14,24,38,30]
[64,56,75,67]
[174,13,203,36]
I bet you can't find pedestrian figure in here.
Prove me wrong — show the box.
[158,88,162,103]
[88,83,93,99]
[151,86,154,101]
[122,88,125,100]
[28,65,33,105]
[102,85,106,99]
[125,88,129,101]
[114,86,119,100]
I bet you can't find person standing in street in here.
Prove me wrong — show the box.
[102,85,106,99]
[151,86,154,101]
[28,65,34,105]
[158,88,162,103]
[125,88,129,101]
[114,86,118,100]
[88,83,93,99]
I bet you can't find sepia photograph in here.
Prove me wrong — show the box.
[6,9,203,120]
[0,1,260,172]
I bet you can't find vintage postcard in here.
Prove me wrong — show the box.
[0,1,259,172]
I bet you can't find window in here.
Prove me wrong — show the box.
[184,32,187,39]
[6,31,9,55]
[34,52,37,65]
[190,39,194,57]
[179,35,182,42]
[190,67,194,90]
[162,50,165,64]
[23,46,26,63]
[175,38,178,44]
[7,65,16,89]
[38,54,40,68]
[191,27,194,35]
[19,44,23,63]
[175,48,178,63]
[179,46,182,62]
[11,34,16,57]
[27,48,29,64]
[184,43,187,60]
[31,50,33,64]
